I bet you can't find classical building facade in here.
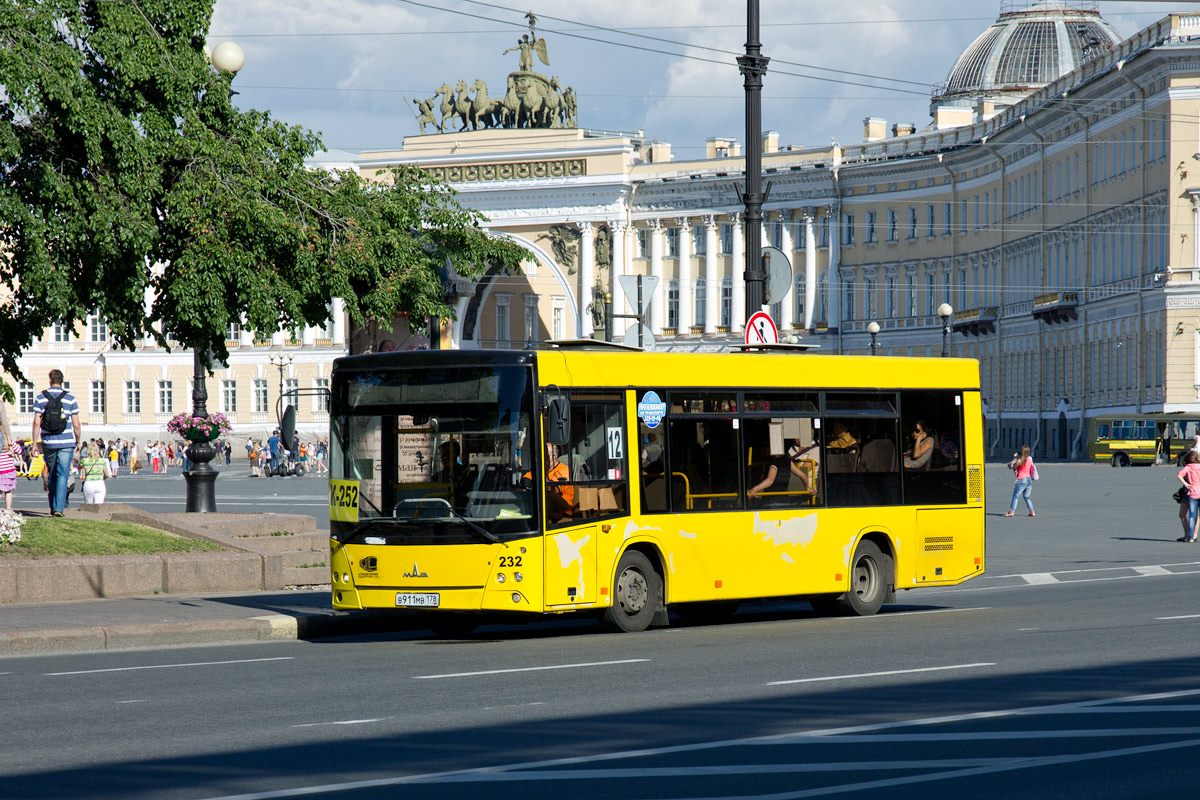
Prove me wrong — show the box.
[357,6,1200,460]
[8,4,1200,460]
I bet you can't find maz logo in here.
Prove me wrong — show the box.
[358,556,378,572]
[403,563,429,578]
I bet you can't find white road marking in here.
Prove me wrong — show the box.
[45,656,294,676]
[482,702,547,711]
[868,606,990,619]
[116,699,149,704]
[1134,565,1172,576]
[191,688,1200,800]
[1021,572,1059,585]
[414,658,649,679]
[291,718,386,728]
[767,662,994,686]
[1156,613,1200,620]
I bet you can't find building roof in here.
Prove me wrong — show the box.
[933,1,1121,110]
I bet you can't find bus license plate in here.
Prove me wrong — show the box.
[396,592,440,608]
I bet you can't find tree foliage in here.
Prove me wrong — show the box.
[0,0,525,381]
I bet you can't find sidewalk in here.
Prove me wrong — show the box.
[0,589,408,656]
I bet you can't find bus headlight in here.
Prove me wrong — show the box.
[512,593,521,603]
[496,573,506,583]
[513,572,523,582]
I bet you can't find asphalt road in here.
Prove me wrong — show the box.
[4,462,1200,799]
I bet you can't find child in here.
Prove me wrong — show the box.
[0,439,17,510]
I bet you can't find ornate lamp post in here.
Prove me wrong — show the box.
[938,302,954,358]
[183,42,244,513]
[867,321,880,355]
[269,352,293,423]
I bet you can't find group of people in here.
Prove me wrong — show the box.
[244,432,328,478]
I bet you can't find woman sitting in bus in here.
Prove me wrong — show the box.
[748,444,809,506]
[903,420,934,470]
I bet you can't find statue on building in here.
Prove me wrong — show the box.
[594,224,612,271]
[589,280,607,333]
[419,10,578,134]
[537,224,581,273]
[413,95,437,135]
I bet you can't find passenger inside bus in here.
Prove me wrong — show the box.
[543,442,574,523]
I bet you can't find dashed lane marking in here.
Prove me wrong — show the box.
[767,662,995,686]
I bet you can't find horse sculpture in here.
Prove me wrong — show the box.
[519,81,545,129]
[435,83,455,133]
[469,79,501,130]
[453,80,472,132]
[499,76,521,129]
[541,77,563,129]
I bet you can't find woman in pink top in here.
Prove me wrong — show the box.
[1002,445,1037,517]
[1176,451,1200,542]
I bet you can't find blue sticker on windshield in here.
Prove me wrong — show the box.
[637,391,667,429]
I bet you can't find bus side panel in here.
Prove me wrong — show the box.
[912,507,984,585]
[545,522,599,609]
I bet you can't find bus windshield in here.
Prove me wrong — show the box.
[330,364,538,543]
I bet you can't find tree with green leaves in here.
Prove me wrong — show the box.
[0,0,525,388]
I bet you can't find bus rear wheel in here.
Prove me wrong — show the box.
[811,540,889,617]
[601,550,660,633]
[1111,454,1131,468]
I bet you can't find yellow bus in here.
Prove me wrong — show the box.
[327,346,985,634]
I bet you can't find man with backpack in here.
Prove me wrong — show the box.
[30,369,81,517]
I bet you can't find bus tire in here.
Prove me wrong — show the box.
[601,550,660,633]
[1111,453,1130,468]
[845,540,888,615]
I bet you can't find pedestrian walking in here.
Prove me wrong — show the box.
[0,438,18,510]
[79,439,111,505]
[108,441,119,478]
[129,439,141,474]
[1178,451,1200,543]
[1002,445,1038,517]
[30,369,80,517]
[247,438,261,477]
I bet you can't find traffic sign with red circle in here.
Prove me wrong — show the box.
[745,311,779,345]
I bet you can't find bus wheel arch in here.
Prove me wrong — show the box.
[601,545,666,633]
[1111,453,1131,468]
[811,533,894,617]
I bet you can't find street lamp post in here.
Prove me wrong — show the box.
[867,321,880,355]
[938,302,954,358]
[269,352,293,423]
[183,41,244,513]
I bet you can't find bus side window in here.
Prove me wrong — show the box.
[547,394,630,528]
[899,390,966,505]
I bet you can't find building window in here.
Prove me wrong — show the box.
[943,203,952,236]
[227,322,242,341]
[926,273,935,316]
[721,276,733,327]
[844,280,855,321]
[667,280,679,329]
[720,223,733,254]
[253,379,269,413]
[887,209,897,242]
[284,378,299,407]
[125,381,141,414]
[819,217,829,248]
[865,211,877,244]
[843,214,855,246]
[885,276,896,317]
[53,321,70,343]
[637,229,650,258]
[495,294,511,342]
[221,380,237,414]
[926,204,935,237]
[91,380,105,415]
[552,298,565,340]
[156,380,173,414]
[865,278,877,318]
[665,227,680,258]
[18,382,34,414]
[315,378,330,412]
[693,224,707,255]
[905,275,916,316]
[89,315,108,342]
[693,277,706,326]
[908,207,918,240]
[523,295,538,342]
[770,221,783,249]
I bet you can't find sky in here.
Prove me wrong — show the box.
[207,1,1188,160]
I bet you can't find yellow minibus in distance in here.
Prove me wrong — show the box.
[328,345,985,634]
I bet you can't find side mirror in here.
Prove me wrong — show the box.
[547,398,570,446]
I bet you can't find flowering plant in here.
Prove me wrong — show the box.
[0,509,23,545]
[167,412,232,442]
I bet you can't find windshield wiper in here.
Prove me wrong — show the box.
[334,517,412,545]
[397,498,500,543]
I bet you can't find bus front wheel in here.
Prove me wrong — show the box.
[1111,454,1130,468]
[601,550,660,633]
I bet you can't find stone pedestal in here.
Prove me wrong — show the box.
[183,440,218,513]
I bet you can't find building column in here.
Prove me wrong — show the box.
[649,219,664,335]
[827,206,841,330]
[778,211,795,331]
[579,221,595,338]
[676,217,692,335]
[332,297,346,346]
[610,221,629,338]
[804,210,817,330]
[731,213,745,333]
[704,215,718,335]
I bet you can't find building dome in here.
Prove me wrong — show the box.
[932,2,1121,114]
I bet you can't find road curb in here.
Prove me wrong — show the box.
[0,610,408,657]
